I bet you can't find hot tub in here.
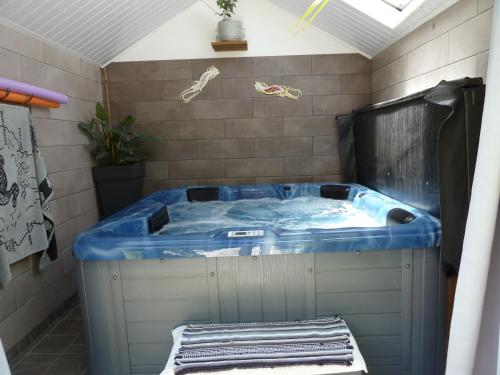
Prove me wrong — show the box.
[74,183,444,375]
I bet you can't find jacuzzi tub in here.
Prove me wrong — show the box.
[73,183,444,375]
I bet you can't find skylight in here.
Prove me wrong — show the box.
[341,0,425,28]
[382,0,415,11]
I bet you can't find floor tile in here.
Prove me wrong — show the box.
[30,335,74,354]
[11,362,52,375]
[48,353,87,374]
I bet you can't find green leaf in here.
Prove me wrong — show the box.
[95,102,108,122]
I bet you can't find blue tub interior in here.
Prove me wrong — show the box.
[72,183,441,260]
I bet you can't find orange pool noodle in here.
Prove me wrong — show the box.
[0,89,60,108]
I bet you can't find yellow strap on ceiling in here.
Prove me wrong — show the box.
[290,0,331,36]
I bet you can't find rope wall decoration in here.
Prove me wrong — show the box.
[290,0,331,36]
[180,66,220,103]
[254,81,303,100]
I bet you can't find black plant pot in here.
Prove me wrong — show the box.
[92,162,145,218]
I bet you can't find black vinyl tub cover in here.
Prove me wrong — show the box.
[342,78,485,273]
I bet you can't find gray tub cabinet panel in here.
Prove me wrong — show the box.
[79,248,442,375]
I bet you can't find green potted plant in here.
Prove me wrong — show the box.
[79,103,156,218]
[216,0,243,41]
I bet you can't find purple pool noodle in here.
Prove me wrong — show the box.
[0,77,69,104]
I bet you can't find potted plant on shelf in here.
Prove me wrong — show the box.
[216,0,243,41]
[79,103,157,218]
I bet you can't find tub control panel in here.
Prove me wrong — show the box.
[228,230,265,238]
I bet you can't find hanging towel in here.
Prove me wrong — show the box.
[0,103,57,287]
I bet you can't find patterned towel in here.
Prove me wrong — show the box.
[173,317,354,374]
[0,103,57,287]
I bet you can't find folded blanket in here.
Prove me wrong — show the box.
[0,103,57,287]
[170,317,364,375]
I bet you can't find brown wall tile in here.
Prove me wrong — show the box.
[283,117,336,137]
[284,156,340,176]
[282,75,341,95]
[312,95,371,116]
[135,101,193,121]
[254,137,312,157]
[191,57,251,78]
[196,139,254,159]
[253,96,312,118]
[225,118,283,138]
[226,158,284,177]
[194,99,252,119]
[312,54,371,75]
[252,55,311,76]
[169,160,226,179]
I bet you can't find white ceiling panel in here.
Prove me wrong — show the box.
[0,0,197,65]
[0,0,455,65]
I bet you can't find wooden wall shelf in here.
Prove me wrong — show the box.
[211,40,248,52]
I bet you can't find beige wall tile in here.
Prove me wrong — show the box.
[21,56,66,94]
[407,34,449,79]
[226,158,284,177]
[0,24,44,61]
[373,75,427,103]
[0,282,16,321]
[49,168,94,200]
[425,56,477,88]
[0,47,22,80]
[478,0,494,12]
[449,9,493,63]
[32,119,88,147]
[194,99,252,120]
[372,54,410,92]
[13,270,43,309]
[0,22,101,352]
[476,51,490,81]
[43,44,80,74]
[41,145,92,173]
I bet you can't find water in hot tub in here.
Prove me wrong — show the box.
[157,197,383,235]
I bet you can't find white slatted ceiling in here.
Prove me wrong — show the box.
[270,0,453,57]
[0,0,197,65]
[0,0,453,65]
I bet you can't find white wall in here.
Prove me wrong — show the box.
[113,0,358,63]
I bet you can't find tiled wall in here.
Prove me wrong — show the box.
[372,0,494,103]
[0,24,101,353]
[105,54,372,193]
